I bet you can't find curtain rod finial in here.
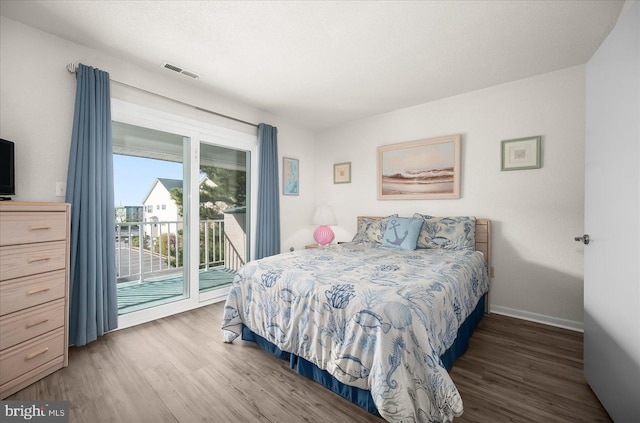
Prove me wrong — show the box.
[66,63,77,74]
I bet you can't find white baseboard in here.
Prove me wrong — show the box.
[490,305,583,332]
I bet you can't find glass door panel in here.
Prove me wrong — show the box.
[198,142,249,293]
[112,121,190,314]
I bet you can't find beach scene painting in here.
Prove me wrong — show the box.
[378,134,461,200]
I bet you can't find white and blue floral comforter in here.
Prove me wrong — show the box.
[222,243,488,423]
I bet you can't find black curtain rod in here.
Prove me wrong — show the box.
[66,63,259,128]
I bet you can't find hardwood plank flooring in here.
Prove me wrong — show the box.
[8,303,611,422]
[449,314,610,422]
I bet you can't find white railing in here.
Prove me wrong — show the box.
[115,219,228,283]
[200,219,225,270]
[224,234,245,271]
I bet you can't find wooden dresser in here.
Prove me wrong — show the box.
[0,202,70,399]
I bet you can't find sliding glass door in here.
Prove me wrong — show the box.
[112,122,190,315]
[111,98,257,328]
[198,142,249,299]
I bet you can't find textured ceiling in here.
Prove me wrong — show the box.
[0,0,625,130]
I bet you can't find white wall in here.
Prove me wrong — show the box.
[0,17,317,253]
[316,67,586,328]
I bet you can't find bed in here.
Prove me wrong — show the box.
[222,215,491,423]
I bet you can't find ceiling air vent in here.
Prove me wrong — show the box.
[161,62,200,79]
[180,69,200,79]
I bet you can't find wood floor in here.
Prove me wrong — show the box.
[8,302,611,423]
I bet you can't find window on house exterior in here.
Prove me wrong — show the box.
[162,205,166,210]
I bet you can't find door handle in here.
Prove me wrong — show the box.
[574,234,590,245]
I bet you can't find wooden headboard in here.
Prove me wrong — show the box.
[357,216,492,278]
[475,219,492,278]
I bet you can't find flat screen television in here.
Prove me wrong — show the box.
[0,139,16,199]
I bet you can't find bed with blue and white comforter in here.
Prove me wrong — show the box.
[222,242,489,423]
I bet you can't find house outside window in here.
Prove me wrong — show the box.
[141,178,184,239]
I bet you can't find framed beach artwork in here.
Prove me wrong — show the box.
[283,157,299,196]
[501,136,542,171]
[377,134,461,200]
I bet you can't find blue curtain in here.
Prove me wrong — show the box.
[65,64,118,346]
[255,123,281,259]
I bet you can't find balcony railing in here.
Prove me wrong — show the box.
[115,219,243,284]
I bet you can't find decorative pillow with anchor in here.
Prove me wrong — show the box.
[381,217,423,250]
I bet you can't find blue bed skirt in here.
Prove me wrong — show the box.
[241,293,486,415]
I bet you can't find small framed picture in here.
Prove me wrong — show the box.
[283,157,299,195]
[333,162,351,184]
[501,136,542,171]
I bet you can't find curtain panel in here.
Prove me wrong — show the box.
[65,64,118,346]
[255,123,281,259]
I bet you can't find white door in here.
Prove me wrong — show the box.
[583,3,639,421]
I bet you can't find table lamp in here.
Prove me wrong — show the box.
[312,205,336,246]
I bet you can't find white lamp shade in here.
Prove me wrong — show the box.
[312,206,336,226]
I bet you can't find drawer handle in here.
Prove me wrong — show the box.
[26,318,50,328]
[28,256,51,263]
[28,225,52,231]
[24,347,49,361]
[27,286,50,295]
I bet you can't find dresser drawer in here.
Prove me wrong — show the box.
[0,270,66,315]
[0,241,66,281]
[0,299,65,350]
[0,327,65,386]
[0,212,67,246]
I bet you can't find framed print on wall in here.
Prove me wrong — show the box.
[333,162,351,184]
[283,157,299,196]
[377,134,461,200]
[501,136,542,171]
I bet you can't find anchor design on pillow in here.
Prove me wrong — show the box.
[385,219,409,246]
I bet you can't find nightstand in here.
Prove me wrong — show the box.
[305,243,343,249]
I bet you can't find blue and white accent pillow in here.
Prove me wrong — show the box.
[381,217,423,250]
[413,214,477,250]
